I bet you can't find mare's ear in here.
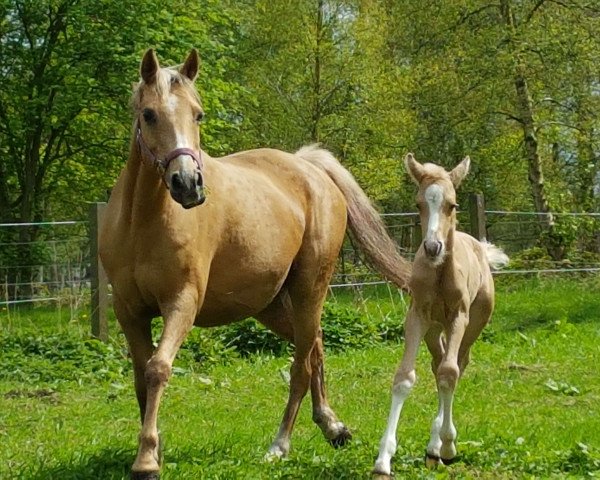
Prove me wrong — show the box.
[180,49,200,81]
[449,156,471,188]
[404,153,424,185]
[141,49,160,84]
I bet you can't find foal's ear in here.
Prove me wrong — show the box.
[449,156,471,188]
[404,153,425,185]
[180,49,200,81]
[141,49,160,85]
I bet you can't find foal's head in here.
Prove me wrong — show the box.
[132,49,205,208]
[405,154,470,265]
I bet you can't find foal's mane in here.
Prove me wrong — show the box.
[419,163,452,184]
[130,66,201,111]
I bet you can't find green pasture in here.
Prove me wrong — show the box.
[1,277,599,479]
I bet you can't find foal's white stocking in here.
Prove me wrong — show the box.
[373,312,425,476]
[425,386,457,466]
[426,398,444,463]
[373,372,416,475]
[438,382,457,460]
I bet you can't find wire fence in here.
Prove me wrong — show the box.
[0,220,90,309]
[1,207,599,308]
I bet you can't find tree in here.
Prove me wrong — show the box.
[0,0,245,299]
[383,0,600,258]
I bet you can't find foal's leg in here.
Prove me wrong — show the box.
[265,266,334,459]
[458,292,493,375]
[131,291,198,478]
[257,292,350,449]
[431,310,468,465]
[373,308,428,477]
[423,325,446,467]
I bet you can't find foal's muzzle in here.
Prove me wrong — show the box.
[169,169,205,209]
[424,239,444,259]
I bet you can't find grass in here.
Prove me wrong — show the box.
[1,277,599,479]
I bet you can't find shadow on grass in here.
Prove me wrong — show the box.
[27,447,132,480]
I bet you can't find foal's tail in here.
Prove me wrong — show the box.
[296,144,412,292]
[482,241,510,270]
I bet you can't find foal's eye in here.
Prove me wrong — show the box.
[451,203,459,210]
[142,108,157,124]
[195,111,205,123]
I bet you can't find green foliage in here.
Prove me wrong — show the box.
[0,332,128,385]
[213,319,291,358]
[1,279,600,479]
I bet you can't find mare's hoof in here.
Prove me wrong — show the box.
[131,472,160,480]
[263,442,289,462]
[328,426,352,448]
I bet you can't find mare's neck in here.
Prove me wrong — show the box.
[123,143,173,226]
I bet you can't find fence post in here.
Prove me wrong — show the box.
[89,202,108,341]
[469,193,486,241]
[411,215,422,252]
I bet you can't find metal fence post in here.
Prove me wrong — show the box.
[469,193,486,241]
[89,202,108,341]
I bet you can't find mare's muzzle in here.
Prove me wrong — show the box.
[136,125,205,209]
[169,168,205,209]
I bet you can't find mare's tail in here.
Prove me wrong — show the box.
[482,241,509,270]
[296,144,412,292]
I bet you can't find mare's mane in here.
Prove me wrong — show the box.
[130,66,201,111]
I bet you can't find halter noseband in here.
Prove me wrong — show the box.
[135,121,203,173]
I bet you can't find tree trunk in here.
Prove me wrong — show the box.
[311,0,324,142]
[500,0,564,260]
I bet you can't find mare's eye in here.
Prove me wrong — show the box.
[195,111,205,123]
[451,203,459,210]
[142,108,157,124]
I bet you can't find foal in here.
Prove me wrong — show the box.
[373,154,508,477]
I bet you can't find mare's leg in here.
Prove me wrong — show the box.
[373,308,428,477]
[131,290,198,478]
[309,329,351,446]
[430,309,469,466]
[257,295,350,447]
[113,295,154,423]
[265,263,336,459]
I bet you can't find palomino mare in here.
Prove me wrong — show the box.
[99,49,412,479]
[373,154,508,478]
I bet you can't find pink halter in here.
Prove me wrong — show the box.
[136,121,203,173]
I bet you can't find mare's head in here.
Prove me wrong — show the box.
[132,49,205,208]
[405,154,470,265]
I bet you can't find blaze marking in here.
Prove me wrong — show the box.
[424,184,443,240]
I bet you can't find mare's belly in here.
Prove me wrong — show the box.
[194,263,292,327]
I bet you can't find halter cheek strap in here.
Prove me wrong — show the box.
[136,122,203,173]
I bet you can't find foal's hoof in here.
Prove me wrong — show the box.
[131,471,160,480]
[425,451,458,468]
[328,425,352,448]
[371,469,392,480]
[425,452,443,469]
